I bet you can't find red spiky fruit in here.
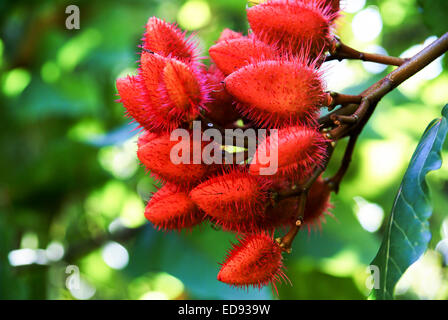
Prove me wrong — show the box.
[203,65,240,126]
[144,17,200,63]
[137,132,213,186]
[217,28,244,42]
[225,58,326,128]
[118,51,209,132]
[189,171,271,233]
[209,37,278,75]
[116,52,170,132]
[217,233,287,291]
[145,183,203,230]
[157,58,209,123]
[139,50,167,102]
[247,0,336,56]
[116,75,157,130]
[249,126,327,180]
[303,177,332,228]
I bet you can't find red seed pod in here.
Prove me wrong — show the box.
[247,0,337,57]
[137,132,213,186]
[217,28,244,42]
[209,37,278,75]
[129,51,209,132]
[157,58,209,123]
[189,171,271,233]
[217,233,287,291]
[249,126,327,180]
[224,58,326,128]
[116,75,158,131]
[139,50,167,105]
[145,183,204,231]
[303,177,332,228]
[116,52,171,132]
[203,65,241,126]
[144,17,200,63]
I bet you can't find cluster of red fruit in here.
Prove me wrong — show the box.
[117,0,339,292]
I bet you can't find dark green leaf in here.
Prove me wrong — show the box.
[370,104,448,300]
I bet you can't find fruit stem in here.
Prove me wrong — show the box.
[326,92,363,110]
[325,133,359,193]
[327,37,407,66]
[276,192,306,253]
[276,154,332,252]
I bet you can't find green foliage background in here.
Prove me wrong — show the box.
[0,0,448,300]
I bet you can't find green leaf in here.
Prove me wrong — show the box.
[369,105,448,300]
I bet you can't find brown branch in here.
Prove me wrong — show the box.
[326,92,363,110]
[327,37,407,66]
[325,133,359,193]
[276,143,335,252]
[276,192,306,253]
[275,166,326,252]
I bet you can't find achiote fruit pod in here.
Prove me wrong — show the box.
[137,132,213,186]
[217,233,287,292]
[225,58,326,128]
[144,17,200,64]
[117,21,210,133]
[145,183,204,231]
[247,0,338,57]
[157,58,209,124]
[209,37,278,75]
[250,126,328,180]
[189,171,271,233]
[217,28,244,42]
[116,75,157,131]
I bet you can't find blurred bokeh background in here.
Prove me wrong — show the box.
[1,0,448,300]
